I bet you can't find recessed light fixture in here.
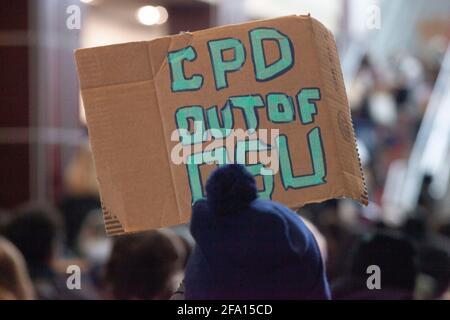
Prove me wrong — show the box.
[156,6,168,25]
[137,5,168,26]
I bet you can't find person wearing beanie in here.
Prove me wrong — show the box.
[184,164,331,300]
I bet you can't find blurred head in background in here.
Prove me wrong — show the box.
[104,229,187,300]
[350,231,418,293]
[2,204,63,273]
[76,209,112,266]
[416,245,450,300]
[0,204,82,299]
[63,143,98,197]
[0,237,35,300]
[332,230,418,300]
[60,144,101,253]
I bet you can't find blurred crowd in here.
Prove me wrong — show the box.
[0,52,449,300]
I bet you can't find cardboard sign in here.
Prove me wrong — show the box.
[75,15,367,236]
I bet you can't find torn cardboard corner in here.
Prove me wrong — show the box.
[75,15,368,236]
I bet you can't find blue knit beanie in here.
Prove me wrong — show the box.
[184,164,331,299]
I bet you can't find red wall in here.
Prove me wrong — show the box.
[0,1,30,208]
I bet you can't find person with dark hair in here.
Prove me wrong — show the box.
[104,229,186,300]
[416,246,450,300]
[2,204,88,300]
[3,205,61,268]
[438,222,450,239]
[59,143,101,254]
[400,211,450,299]
[184,164,331,300]
[332,231,418,299]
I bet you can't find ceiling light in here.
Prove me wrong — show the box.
[156,6,169,25]
[137,5,161,26]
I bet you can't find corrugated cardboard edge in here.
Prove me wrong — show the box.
[102,201,125,236]
[310,17,368,206]
[74,48,130,236]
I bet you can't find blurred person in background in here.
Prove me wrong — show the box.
[415,245,450,299]
[302,218,328,264]
[438,221,450,241]
[0,237,35,300]
[332,231,418,299]
[103,229,187,300]
[59,143,101,254]
[76,209,113,289]
[0,209,10,230]
[298,199,368,283]
[2,204,91,299]
[402,210,450,300]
